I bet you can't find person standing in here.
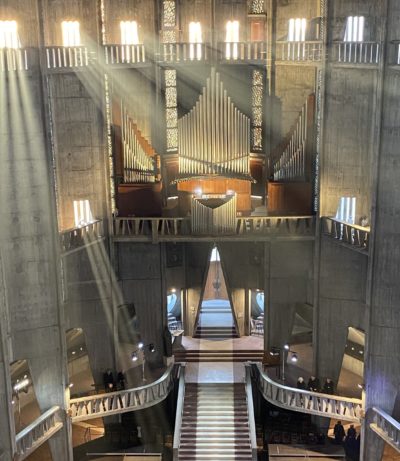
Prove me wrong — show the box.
[103,369,115,392]
[322,378,334,394]
[333,421,345,444]
[297,377,306,390]
[307,375,320,392]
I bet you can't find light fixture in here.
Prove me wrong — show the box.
[13,379,29,392]
[149,343,155,353]
[291,353,298,363]
[131,352,138,362]
[269,347,280,356]
[68,383,74,388]
[138,342,144,350]
[170,288,176,293]
[194,187,202,197]
[284,344,290,351]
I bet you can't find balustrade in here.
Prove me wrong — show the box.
[370,407,400,453]
[70,364,178,422]
[15,406,63,460]
[254,364,363,422]
[105,44,145,65]
[46,46,89,69]
[0,48,29,71]
[389,41,400,66]
[276,41,323,62]
[333,41,380,65]
[60,220,103,254]
[159,42,209,63]
[322,217,369,252]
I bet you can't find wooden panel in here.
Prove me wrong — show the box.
[117,183,162,216]
[267,182,312,215]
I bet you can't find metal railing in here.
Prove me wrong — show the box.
[114,216,315,240]
[332,41,381,65]
[105,44,146,65]
[322,217,369,252]
[46,46,89,69]
[276,41,323,62]
[254,364,363,422]
[0,48,29,72]
[219,41,267,62]
[15,406,63,460]
[245,365,258,461]
[159,42,210,63]
[173,364,185,461]
[69,364,178,422]
[60,220,103,254]
[370,407,400,453]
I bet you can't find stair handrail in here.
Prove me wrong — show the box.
[272,94,315,182]
[254,363,363,422]
[370,406,400,453]
[69,363,178,422]
[245,364,258,461]
[15,405,63,460]
[173,363,186,461]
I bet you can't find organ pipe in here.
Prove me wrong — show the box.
[177,68,253,182]
[121,103,156,183]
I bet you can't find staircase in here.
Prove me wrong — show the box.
[175,349,263,362]
[194,300,239,339]
[193,326,239,339]
[178,383,253,460]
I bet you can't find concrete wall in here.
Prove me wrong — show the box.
[315,238,368,383]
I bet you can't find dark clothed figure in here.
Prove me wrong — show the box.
[333,421,345,444]
[322,378,334,394]
[297,377,306,390]
[347,425,357,439]
[117,371,125,390]
[103,370,115,392]
[307,376,320,392]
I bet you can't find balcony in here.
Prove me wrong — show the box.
[322,217,370,254]
[331,41,381,66]
[60,219,104,254]
[389,41,400,67]
[104,44,146,66]
[45,46,90,71]
[157,42,210,64]
[275,41,323,64]
[0,48,30,72]
[113,215,315,243]
[218,41,267,63]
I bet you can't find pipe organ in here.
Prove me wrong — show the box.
[176,68,254,183]
[121,104,157,183]
[273,95,314,182]
[191,194,237,234]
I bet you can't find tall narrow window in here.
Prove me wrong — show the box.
[189,21,202,60]
[225,20,239,59]
[61,21,81,47]
[120,20,139,45]
[250,21,264,42]
[73,200,93,227]
[344,16,364,42]
[288,18,307,42]
[0,20,20,49]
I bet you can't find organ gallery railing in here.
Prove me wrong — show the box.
[113,216,315,241]
[176,68,253,182]
[159,42,210,63]
[273,94,315,182]
[69,364,178,422]
[219,41,267,62]
[15,406,63,460]
[322,217,370,253]
[121,104,157,183]
[370,407,400,453]
[253,364,363,422]
[191,195,237,234]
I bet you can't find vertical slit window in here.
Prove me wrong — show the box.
[225,20,239,59]
[0,20,20,49]
[62,21,81,47]
[189,21,202,60]
[120,20,139,45]
[344,16,364,42]
[288,18,307,42]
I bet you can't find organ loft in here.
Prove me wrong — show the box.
[0,0,399,460]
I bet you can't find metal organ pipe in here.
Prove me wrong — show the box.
[177,69,251,179]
